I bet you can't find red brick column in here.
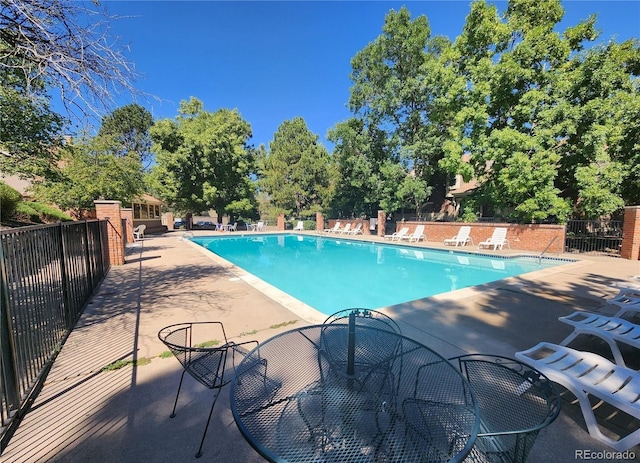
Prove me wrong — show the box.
[165,212,175,231]
[621,206,640,260]
[316,212,324,232]
[121,208,134,242]
[277,213,285,231]
[94,200,125,266]
[377,210,386,237]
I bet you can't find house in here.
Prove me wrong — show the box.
[130,194,166,234]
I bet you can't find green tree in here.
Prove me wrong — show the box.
[31,135,145,217]
[1,0,139,181]
[258,117,333,217]
[442,0,639,221]
[97,103,154,167]
[346,7,459,214]
[148,97,255,219]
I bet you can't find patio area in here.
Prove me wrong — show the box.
[2,230,639,462]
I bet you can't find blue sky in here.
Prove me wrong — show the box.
[86,1,639,151]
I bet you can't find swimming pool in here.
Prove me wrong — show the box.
[191,234,569,316]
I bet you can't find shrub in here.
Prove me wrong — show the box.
[13,201,73,223]
[29,202,73,222]
[0,181,22,220]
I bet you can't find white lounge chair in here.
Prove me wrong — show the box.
[384,227,409,241]
[478,227,510,250]
[324,221,341,233]
[293,221,304,231]
[558,311,640,368]
[345,223,363,235]
[248,221,265,231]
[405,224,427,242]
[133,224,146,241]
[338,223,351,234]
[607,289,640,318]
[444,226,473,247]
[516,342,640,451]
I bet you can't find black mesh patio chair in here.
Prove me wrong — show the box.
[450,354,561,463]
[323,307,401,334]
[319,309,403,410]
[158,322,259,458]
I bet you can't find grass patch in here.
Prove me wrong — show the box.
[102,357,151,371]
[269,320,298,329]
[159,351,173,358]
[195,339,220,348]
[239,330,258,337]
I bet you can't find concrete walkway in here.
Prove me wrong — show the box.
[2,231,639,462]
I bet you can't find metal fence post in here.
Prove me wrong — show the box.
[0,243,20,451]
[57,223,72,328]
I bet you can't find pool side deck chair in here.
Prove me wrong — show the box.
[346,223,363,235]
[133,224,146,241]
[324,221,341,233]
[558,311,640,368]
[444,226,473,247]
[478,227,510,250]
[384,227,409,241]
[337,223,352,234]
[405,224,427,242]
[293,220,304,231]
[515,342,640,451]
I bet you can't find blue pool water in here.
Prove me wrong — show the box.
[191,234,569,315]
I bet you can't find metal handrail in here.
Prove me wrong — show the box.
[538,236,559,264]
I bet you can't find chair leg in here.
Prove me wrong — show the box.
[195,388,222,458]
[170,369,188,418]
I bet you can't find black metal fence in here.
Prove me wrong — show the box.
[564,220,623,256]
[0,220,110,450]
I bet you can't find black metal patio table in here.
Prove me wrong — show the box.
[231,320,480,463]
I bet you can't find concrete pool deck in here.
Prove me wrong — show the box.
[2,230,639,462]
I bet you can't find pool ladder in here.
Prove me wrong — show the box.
[538,236,560,264]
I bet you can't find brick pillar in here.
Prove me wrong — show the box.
[94,200,125,266]
[121,208,134,242]
[277,213,285,231]
[165,212,175,231]
[621,205,640,260]
[377,210,386,237]
[316,212,324,232]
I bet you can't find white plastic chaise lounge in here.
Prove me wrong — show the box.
[405,224,427,243]
[324,221,341,233]
[558,311,640,368]
[515,342,640,451]
[346,223,363,235]
[444,226,473,247]
[337,223,352,234]
[607,288,640,319]
[293,221,304,231]
[384,227,409,241]
[133,224,146,241]
[478,227,510,250]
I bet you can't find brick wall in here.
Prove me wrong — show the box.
[393,221,566,254]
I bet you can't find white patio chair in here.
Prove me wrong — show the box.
[133,224,146,241]
[478,227,510,250]
[338,223,352,234]
[405,225,427,242]
[293,221,304,231]
[324,221,341,233]
[558,311,640,368]
[346,223,363,235]
[384,227,409,241]
[444,226,474,247]
[516,342,640,451]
